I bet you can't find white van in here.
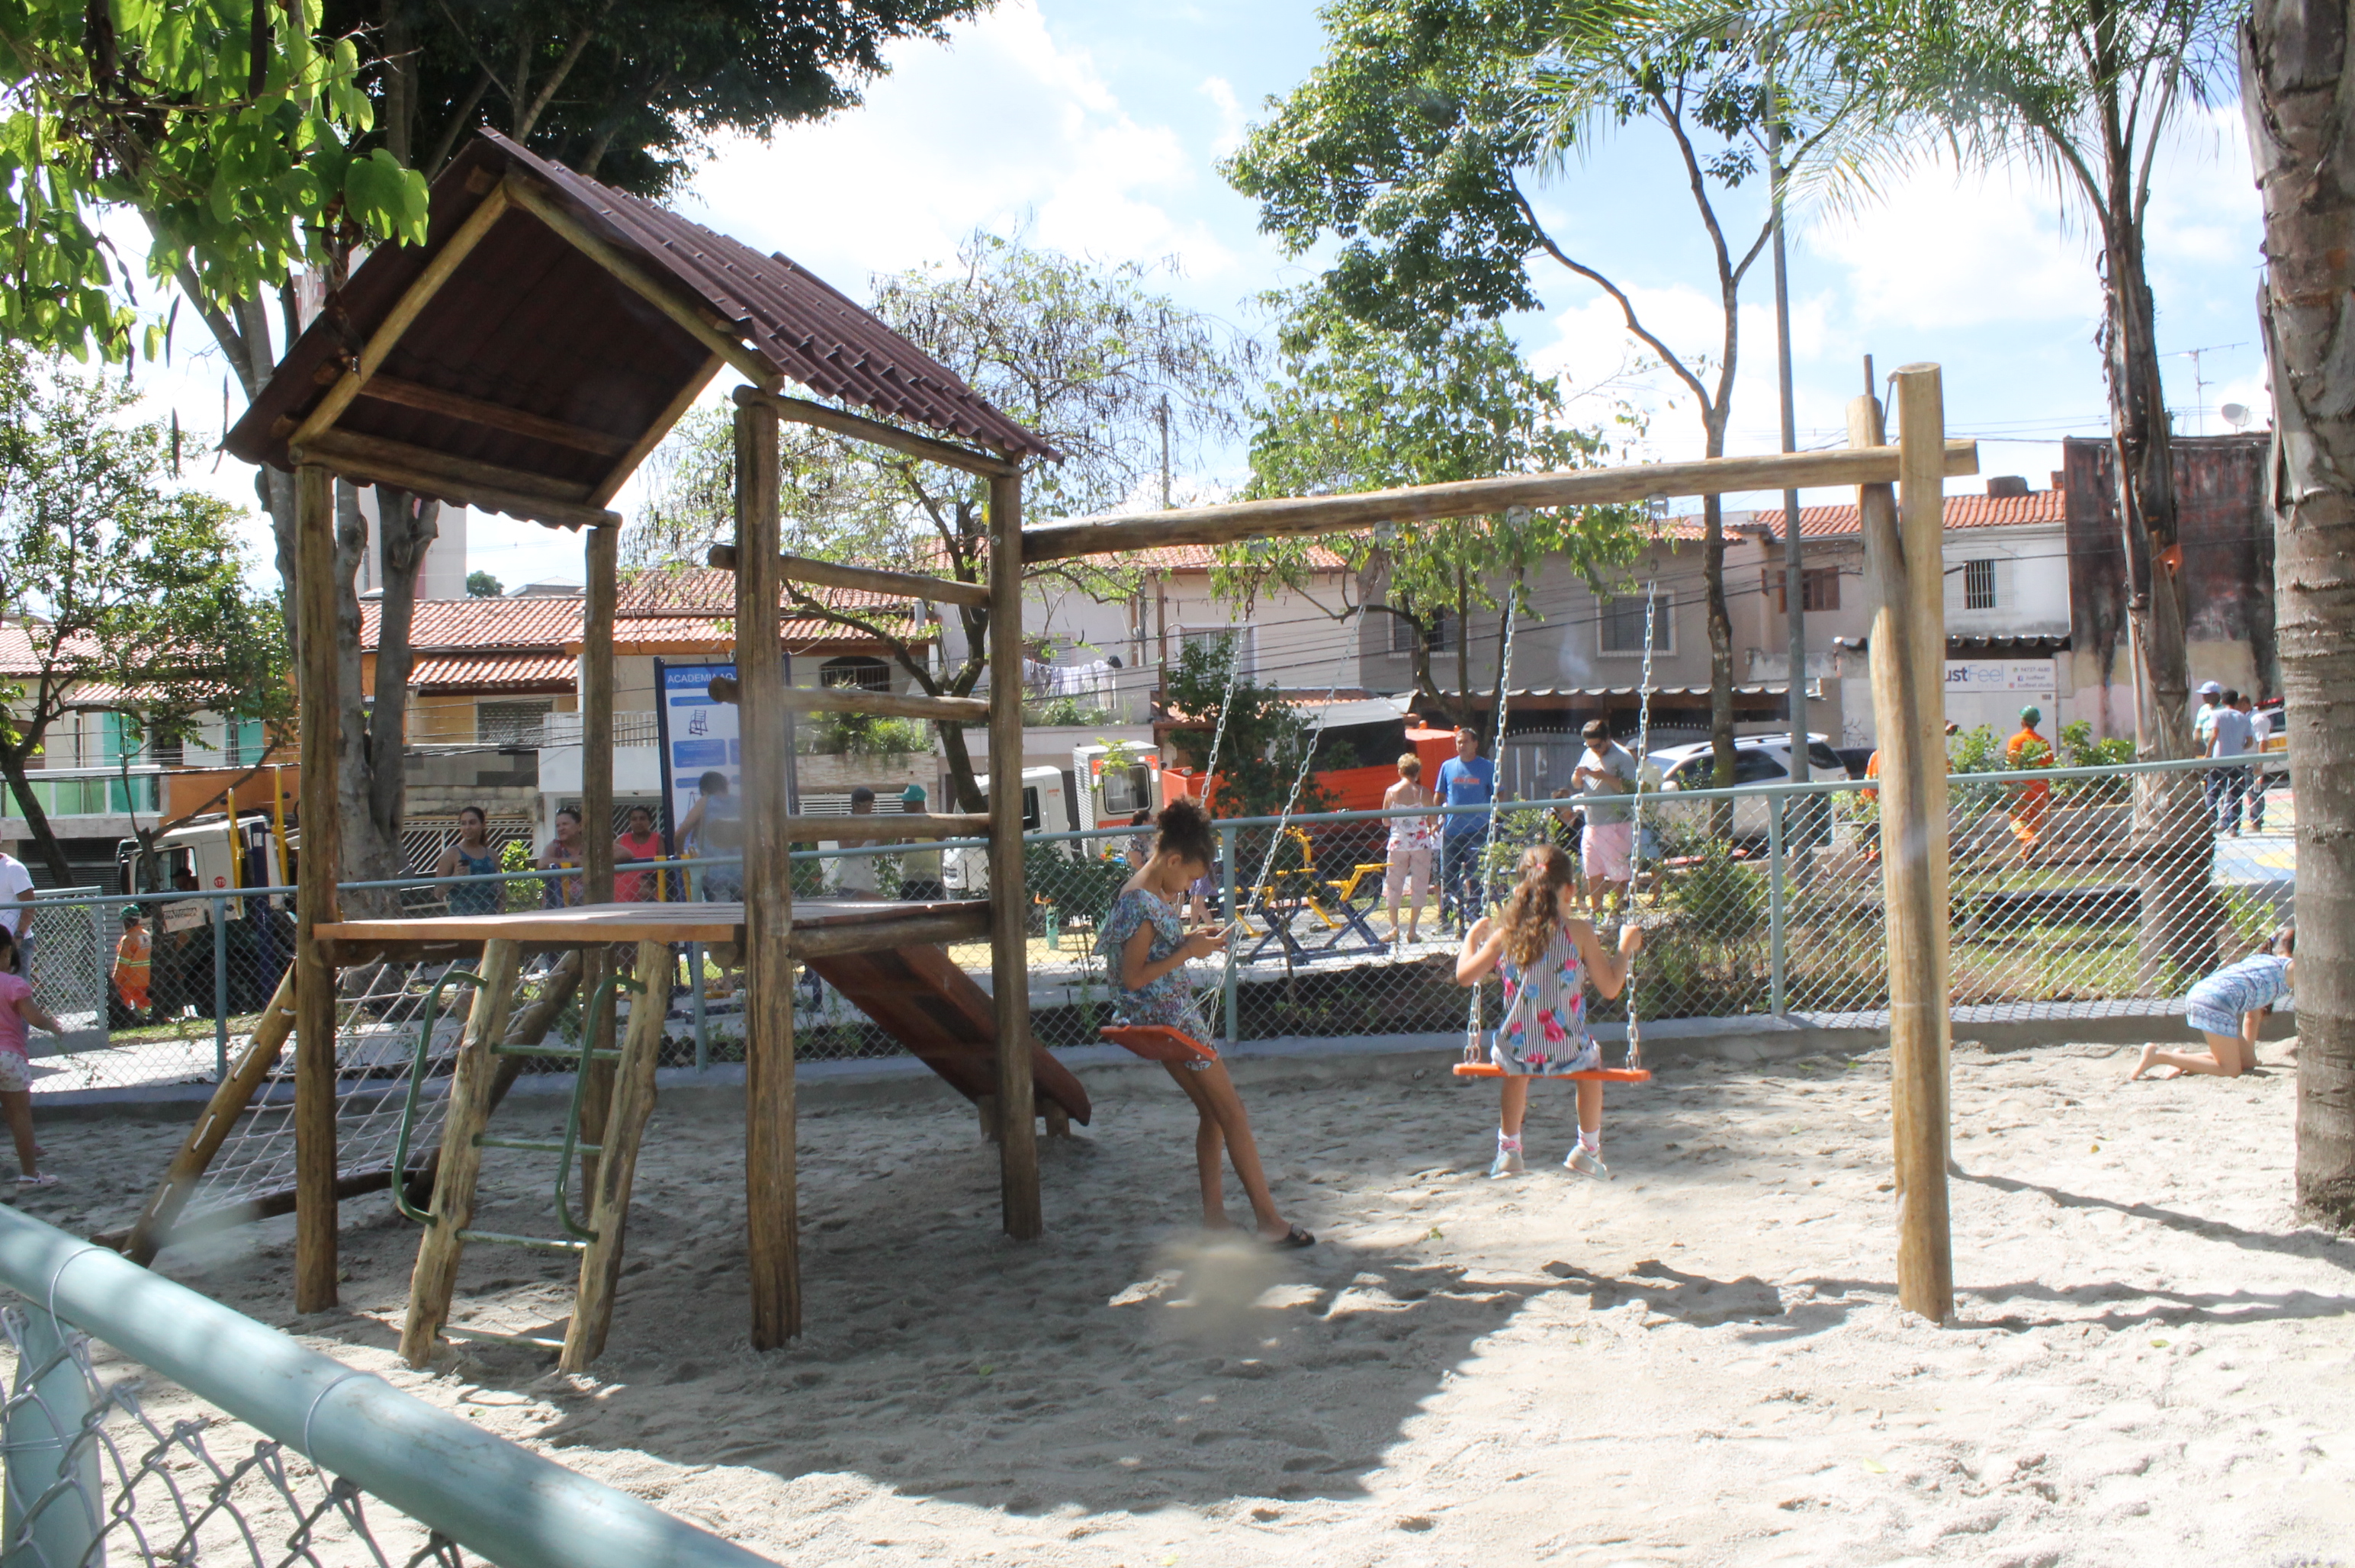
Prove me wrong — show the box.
[116,812,286,906]
[943,766,1075,893]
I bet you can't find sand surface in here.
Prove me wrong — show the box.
[21,1039,2355,1567]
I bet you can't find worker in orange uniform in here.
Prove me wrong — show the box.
[113,907,152,1020]
[2004,705,2055,864]
[1859,722,1958,864]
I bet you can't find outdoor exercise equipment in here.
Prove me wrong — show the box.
[207,122,1968,1352]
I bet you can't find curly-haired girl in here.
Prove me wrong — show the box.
[1455,843,1642,1179]
[1098,798,1313,1248]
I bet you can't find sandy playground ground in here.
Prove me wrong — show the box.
[18,1036,2355,1567]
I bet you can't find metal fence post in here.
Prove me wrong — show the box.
[687,940,709,1072]
[1221,821,1239,1046]
[1766,791,1788,1017]
[2,1306,100,1568]
[212,891,230,1081]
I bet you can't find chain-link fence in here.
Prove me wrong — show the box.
[15,753,2289,1112]
[0,1205,775,1567]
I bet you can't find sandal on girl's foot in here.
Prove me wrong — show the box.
[1261,1223,1316,1250]
[15,1174,58,1188]
[1489,1147,1524,1178]
[1563,1146,1610,1181]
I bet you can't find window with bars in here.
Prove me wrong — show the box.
[1598,588,1672,655]
[1386,608,1451,655]
[477,701,553,747]
[1963,558,1997,609]
[819,655,892,692]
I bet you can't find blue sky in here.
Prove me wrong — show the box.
[149,0,2273,591]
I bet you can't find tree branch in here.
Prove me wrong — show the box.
[1511,180,1714,414]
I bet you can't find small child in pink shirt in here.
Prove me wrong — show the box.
[0,929,60,1186]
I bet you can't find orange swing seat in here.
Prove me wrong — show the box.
[1452,1062,1652,1082]
[1100,1025,1222,1065]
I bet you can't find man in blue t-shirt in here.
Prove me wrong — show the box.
[1436,727,1498,930]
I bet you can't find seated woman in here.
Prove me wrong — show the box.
[1098,799,1314,1248]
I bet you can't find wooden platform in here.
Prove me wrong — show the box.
[316,899,989,962]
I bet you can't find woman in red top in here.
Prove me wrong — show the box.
[614,805,664,901]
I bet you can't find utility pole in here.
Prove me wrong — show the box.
[1766,47,1810,834]
[1156,395,1173,511]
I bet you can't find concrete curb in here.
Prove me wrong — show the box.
[27,1007,2292,1125]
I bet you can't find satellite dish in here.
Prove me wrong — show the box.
[2221,402,2251,430]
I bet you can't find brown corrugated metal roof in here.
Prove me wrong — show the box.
[227,132,1051,531]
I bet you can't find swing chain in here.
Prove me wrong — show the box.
[1623,576,1660,1071]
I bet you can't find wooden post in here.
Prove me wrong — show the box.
[735,400,801,1345]
[400,939,522,1367]
[577,523,620,1193]
[293,462,342,1314]
[563,937,670,1370]
[988,471,1042,1240]
[1858,366,1954,1323]
[125,967,297,1265]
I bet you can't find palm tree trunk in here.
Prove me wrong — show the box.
[2244,0,2355,1223]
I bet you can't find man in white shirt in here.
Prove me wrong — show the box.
[2237,692,2271,834]
[0,850,33,973]
[2206,688,2256,837]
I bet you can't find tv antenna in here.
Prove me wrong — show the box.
[2165,342,2248,435]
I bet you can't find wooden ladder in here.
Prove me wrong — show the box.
[397,937,670,1373]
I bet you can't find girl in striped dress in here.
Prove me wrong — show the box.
[2133,925,2294,1080]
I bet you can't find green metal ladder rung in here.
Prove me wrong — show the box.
[455,1227,591,1253]
[441,1325,569,1351]
[491,1044,624,1061]
[475,1136,603,1156]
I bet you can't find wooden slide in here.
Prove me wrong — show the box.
[802,942,1091,1126]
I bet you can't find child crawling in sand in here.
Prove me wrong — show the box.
[1099,798,1314,1248]
[1456,843,1642,1179]
[2132,924,2294,1081]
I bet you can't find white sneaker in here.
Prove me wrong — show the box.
[1564,1145,1610,1181]
[1489,1147,1525,1178]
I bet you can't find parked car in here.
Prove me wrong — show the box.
[1641,734,1848,841]
[2254,699,2288,779]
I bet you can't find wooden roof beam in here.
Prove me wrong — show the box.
[288,429,622,531]
[730,386,1019,478]
[705,674,988,723]
[705,543,993,609]
[1022,439,1983,562]
[355,376,633,456]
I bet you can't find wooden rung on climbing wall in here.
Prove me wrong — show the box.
[703,674,989,723]
[704,542,993,609]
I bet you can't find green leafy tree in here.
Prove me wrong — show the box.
[0,349,284,881]
[466,569,504,597]
[1234,292,1646,726]
[1226,0,1865,788]
[628,233,1262,810]
[0,1,429,361]
[1161,635,1335,824]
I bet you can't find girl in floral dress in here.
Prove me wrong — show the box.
[1099,799,1314,1248]
[1456,843,1643,1179]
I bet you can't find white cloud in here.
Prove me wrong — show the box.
[680,0,1239,289]
[1807,156,2102,332]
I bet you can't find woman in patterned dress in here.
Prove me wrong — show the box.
[1456,843,1643,1180]
[1099,798,1314,1248]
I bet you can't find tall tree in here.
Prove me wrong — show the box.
[1848,0,2238,979]
[1238,293,1645,725]
[2242,0,2354,1222]
[1226,0,1859,789]
[133,0,991,892]
[628,233,1260,809]
[0,350,282,882]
